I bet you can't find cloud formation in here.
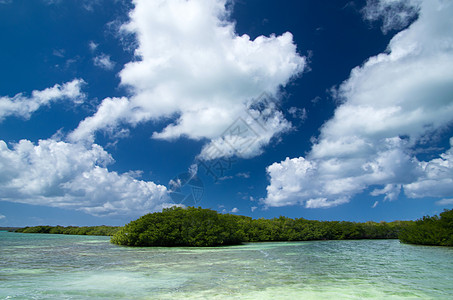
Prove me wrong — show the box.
[362,0,420,34]
[70,0,305,157]
[68,97,130,143]
[0,79,85,122]
[197,95,292,160]
[404,138,453,199]
[93,53,116,70]
[0,139,170,216]
[264,0,453,208]
[435,198,453,206]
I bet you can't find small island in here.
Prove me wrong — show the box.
[15,225,120,236]
[110,206,409,247]
[11,207,453,247]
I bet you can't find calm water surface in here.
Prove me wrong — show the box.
[1,231,452,299]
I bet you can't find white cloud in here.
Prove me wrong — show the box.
[251,206,257,212]
[68,97,130,144]
[404,138,453,199]
[71,0,305,158]
[264,0,453,208]
[93,53,116,70]
[0,139,170,217]
[217,172,250,181]
[0,79,85,122]
[372,201,379,208]
[306,197,350,209]
[231,207,239,213]
[89,41,98,52]
[197,106,292,160]
[362,0,421,34]
[236,172,250,179]
[0,214,5,220]
[435,198,453,206]
[370,183,401,201]
[288,107,307,121]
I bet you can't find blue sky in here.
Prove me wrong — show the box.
[1,0,453,226]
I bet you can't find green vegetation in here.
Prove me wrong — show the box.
[17,207,452,247]
[15,225,120,236]
[399,209,453,246]
[111,207,410,247]
[111,207,245,246]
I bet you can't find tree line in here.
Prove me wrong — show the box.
[12,207,453,247]
[111,206,411,247]
[398,208,453,246]
[15,225,120,236]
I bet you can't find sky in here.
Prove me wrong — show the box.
[1,0,453,226]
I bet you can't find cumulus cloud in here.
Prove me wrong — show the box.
[404,138,453,199]
[93,53,116,70]
[0,79,85,122]
[68,97,130,143]
[264,0,453,208]
[70,0,305,158]
[0,214,5,220]
[197,99,292,159]
[0,139,170,217]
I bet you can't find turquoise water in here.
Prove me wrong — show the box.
[1,231,452,299]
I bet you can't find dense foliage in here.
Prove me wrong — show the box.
[111,207,245,246]
[14,208,453,247]
[399,209,453,246]
[111,207,410,247]
[15,225,120,236]
[239,216,408,242]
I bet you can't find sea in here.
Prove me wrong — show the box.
[1,231,452,299]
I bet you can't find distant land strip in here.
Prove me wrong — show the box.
[8,207,453,247]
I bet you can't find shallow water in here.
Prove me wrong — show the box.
[1,231,452,299]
